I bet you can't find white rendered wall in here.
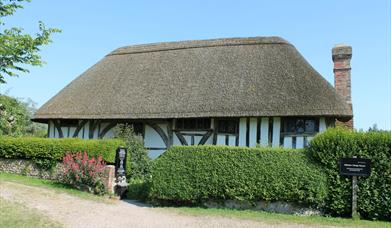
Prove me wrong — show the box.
[319,117,327,132]
[249,118,257,147]
[216,134,236,146]
[144,123,167,159]
[238,118,247,146]
[260,117,269,146]
[272,117,281,147]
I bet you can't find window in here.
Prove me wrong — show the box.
[176,118,211,130]
[217,119,238,134]
[60,119,79,127]
[283,117,319,135]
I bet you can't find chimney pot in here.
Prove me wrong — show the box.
[332,44,353,128]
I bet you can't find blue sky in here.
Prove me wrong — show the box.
[1,0,390,130]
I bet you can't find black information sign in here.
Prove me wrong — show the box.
[340,158,371,177]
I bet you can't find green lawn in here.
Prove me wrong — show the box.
[1,172,390,227]
[0,172,111,202]
[162,207,390,228]
[0,197,63,228]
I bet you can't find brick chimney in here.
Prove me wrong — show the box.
[332,44,353,128]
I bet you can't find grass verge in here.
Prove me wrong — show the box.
[0,172,112,202]
[162,207,390,228]
[0,197,63,228]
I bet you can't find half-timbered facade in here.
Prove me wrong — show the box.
[34,37,353,158]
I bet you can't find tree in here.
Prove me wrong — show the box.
[0,94,46,136]
[0,0,61,83]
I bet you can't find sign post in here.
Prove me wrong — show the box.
[339,156,371,219]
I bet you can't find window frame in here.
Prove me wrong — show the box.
[175,118,211,131]
[216,118,239,135]
[282,117,319,136]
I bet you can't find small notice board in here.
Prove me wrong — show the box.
[340,157,371,177]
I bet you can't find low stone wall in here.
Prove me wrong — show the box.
[0,158,115,194]
[203,200,322,216]
[0,158,62,180]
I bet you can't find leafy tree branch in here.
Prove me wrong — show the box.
[0,0,61,83]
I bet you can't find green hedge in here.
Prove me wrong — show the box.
[307,128,391,221]
[0,137,125,163]
[150,145,327,207]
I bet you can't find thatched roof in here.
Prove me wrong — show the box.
[33,36,352,121]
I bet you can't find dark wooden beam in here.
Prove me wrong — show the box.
[145,147,167,150]
[167,120,173,147]
[99,122,117,139]
[89,120,101,139]
[174,131,188,145]
[53,120,64,138]
[212,118,217,145]
[47,121,51,137]
[198,130,213,145]
[73,120,88,138]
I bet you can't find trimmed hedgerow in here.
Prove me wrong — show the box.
[307,128,391,221]
[150,145,327,207]
[0,137,124,164]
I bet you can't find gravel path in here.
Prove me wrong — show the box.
[0,181,326,228]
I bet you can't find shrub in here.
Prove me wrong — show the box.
[150,145,327,208]
[0,95,47,137]
[62,152,106,195]
[126,178,151,201]
[0,137,124,166]
[307,128,391,221]
[113,124,152,179]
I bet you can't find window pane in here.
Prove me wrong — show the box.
[283,117,319,135]
[217,119,238,134]
[176,118,210,130]
[296,119,305,133]
[305,120,315,132]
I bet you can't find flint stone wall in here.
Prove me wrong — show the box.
[203,199,322,216]
[0,158,115,194]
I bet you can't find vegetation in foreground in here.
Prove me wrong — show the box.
[164,207,391,228]
[0,172,110,202]
[0,197,62,228]
[1,173,390,227]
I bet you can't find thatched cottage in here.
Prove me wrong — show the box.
[33,37,353,158]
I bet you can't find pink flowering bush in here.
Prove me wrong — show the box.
[62,151,107,195]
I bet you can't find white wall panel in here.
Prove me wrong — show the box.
[204,134,213,145]
[48,121,54,138]
[249,118,257,147]
[194,136,202,145]
[272,117,281,147]
[148,150,165,159]
[103,129,114,139]
[184,135,192,145]
[61,127,68,138]
[216,135,226,145]
[173,134,181,145]
[239,118,247,146]
[228,135,236,146]
[93,124,99,139]
[296,136,304,149]
[144,125,166,148]
[283,136,292,148]
[68,127,76,138]
[319,117,327,132]
[260,117,269,146]
[83,121,89,139]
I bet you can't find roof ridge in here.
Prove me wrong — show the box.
[108,36,291,56]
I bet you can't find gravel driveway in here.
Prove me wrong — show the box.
[0,181,324,228]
